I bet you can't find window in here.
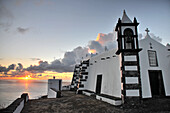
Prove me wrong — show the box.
[124,28,134,49]
[148,50,158,66]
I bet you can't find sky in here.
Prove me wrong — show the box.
[0,0,170,80]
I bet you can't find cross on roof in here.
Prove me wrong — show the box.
[145,28,150,35]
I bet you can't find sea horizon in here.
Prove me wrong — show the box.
[0,79,71,109]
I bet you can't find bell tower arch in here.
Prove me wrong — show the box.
[115,10,142,104]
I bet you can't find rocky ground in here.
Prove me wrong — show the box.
[21,91,170,113]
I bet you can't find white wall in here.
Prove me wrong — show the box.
[48,79,62,98]
[86,49,121,98]
[139,36,170,98]
[13,99,24,113]
[47,88,57,98]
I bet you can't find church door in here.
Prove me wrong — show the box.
[96,75,102,94]
[149,70,165,97]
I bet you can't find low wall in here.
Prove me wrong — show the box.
[0,93,29,113]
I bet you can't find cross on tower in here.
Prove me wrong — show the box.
[145,28,150,35]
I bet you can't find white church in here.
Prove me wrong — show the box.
[70,10,170,105]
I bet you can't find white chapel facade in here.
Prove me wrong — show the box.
[70,10,170,105]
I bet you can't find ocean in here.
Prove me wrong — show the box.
[0,79,71,109]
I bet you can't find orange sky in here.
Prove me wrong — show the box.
[0,70,73,82]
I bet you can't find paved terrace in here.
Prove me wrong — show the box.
[21,91,170,113]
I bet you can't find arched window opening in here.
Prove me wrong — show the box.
[124,28,134,49]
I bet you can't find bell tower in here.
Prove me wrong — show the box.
[115,10,142,103]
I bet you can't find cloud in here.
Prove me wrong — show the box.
[0,32,118,77]
[138,33,162,43]
[17,27,29,34]
[25,46,88,73]
[150,33,162,43]
[88,32,117,53]
[16,63,23,71]
[138,33,143,40]
[96,33,116,46]
[0,64,16,75]
[88,40,104,53]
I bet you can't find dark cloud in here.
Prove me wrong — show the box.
[0,32,118,77]
[0,64,16,74]
[17,27,29,34]
[16,63,23,71]
[25,46,88,73]
[1,31,162,78]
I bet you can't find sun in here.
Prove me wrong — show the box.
[24,75,31,80]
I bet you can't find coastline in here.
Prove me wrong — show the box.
[1,90,170,113]
[22,91,170,113]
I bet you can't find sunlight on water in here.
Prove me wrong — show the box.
[0,79,70,109]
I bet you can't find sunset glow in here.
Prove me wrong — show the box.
[0,70,73,82]
[88,49,96,54]
[96,33,106,45]
[23,75,31,80]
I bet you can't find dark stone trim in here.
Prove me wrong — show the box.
[75,81,80,83]
[82,67,87,69]
[122,71,139,77]
[123,61,138,66]
[106,57,110,59]
[83,90,95,93]
[101,58,105,60]
[98,94,122,100]
[81,69,86,72]
[121,77,125,83]
[81,72,88,75]
[116,49,142,55]
[125,84,140,89]
[115,22,139,31]
[124,52,138,56]
[136,53,142,99]
[83,62,89,64]
[77,90,83,94]
[121,35,138,38]
[79,84,84,87]
[21,93,28,103]
[83,60,89,64]
[1,98,24,113]
[121,90,124,95]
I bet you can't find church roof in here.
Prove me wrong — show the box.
[121,10,132,23]
[144,28,151,39]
